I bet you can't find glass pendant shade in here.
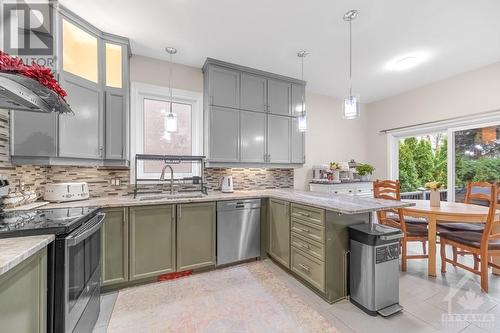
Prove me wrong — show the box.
[297,114,307,132]
[165,107,178,133]
[343,95,360,119]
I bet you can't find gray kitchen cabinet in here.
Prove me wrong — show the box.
[105,91,126,159]
[240,73,267,112]
[240,110,266,163]
[268,199,290,268]
[9,9,129,166]
[10,112,57,157]
[129,205,176,280]
[267,114,291,163]
[268,79,291,116]
[203,59,306,165]
[0,247,47,333]
[177,202,216,271]
[291,84,305,117]
[101,208,128,286]
[291,118,305,163]
[58,75,103,159]
[209,107,240,162]
[209,66,240,109]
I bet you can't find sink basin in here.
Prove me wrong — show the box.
[137,193,204,201]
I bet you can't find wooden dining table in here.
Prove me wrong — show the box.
[403,200,500,277]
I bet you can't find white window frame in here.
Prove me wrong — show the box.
[386,111,500,201]
[130,82,203,183]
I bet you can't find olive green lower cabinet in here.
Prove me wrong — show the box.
[268,199,290,268]
[176,202,216,271]
[101,208,129,286]
[0,248,47,333]
[268,201,369,303]
[129,205,176,280]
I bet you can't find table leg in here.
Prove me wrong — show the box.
[428,216,437,277]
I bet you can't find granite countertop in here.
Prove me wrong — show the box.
[45,189,413,215]
[0,234,54,276]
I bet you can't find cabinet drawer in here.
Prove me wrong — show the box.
[291,218,324,243]
[291,233,324,261]
[291,247,325,292]
[291,203,324,226]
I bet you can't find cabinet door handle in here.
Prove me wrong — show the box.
[178,206,182,219]
[298,263,310,272]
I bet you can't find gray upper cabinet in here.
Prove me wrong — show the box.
[240,111,266,163]
[240,73,267,112]
[209,107,239,162]
[11,112,57,157]
[10,9,129,166]
[268,80,291,116]
[291,84,305,117]
[291,118,305,164]
[268,115,291,163]
[105,91,126,160]
[209,67,240,109]
[203,58,305,165]
[58,75,102,159]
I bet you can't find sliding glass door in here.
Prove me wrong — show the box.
[452,124,499,203]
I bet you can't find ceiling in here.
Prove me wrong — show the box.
[59,0,500,103]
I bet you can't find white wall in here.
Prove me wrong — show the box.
[365,62,500,179]
[293,93,368,190]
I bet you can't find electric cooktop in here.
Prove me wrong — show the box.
[0,207,100,238]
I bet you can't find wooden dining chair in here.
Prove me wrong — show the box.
[439,181,495,264]
[373,180,428,271]
[440,183,500,292]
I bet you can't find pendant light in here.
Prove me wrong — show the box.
[164,47,178,133]
[297,50,308,132]
[343,10,360,120]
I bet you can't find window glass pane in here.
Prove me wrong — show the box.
[398,132,447,199]
[454,125,500,203]
[62,19,98,83]
[143,98,192,175]
[105,43,122,88]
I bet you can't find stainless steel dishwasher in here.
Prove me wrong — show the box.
[217,199,261,266]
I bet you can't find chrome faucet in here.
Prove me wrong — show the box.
[159,164,175,195]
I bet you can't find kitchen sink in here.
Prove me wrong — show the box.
[137,193,205,201]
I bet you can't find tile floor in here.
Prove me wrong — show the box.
[93,244,500,333]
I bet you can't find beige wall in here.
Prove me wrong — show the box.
[366,62,500,179]
[130,55,369,190]
[130,55,203,92]
[293,93,368,190]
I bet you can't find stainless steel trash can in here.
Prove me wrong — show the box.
[349,223,404,317]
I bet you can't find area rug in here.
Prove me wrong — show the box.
[107,261,339,333]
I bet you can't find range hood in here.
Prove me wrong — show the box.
[0,72,72,114]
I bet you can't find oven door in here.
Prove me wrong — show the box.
[64,213,105,333]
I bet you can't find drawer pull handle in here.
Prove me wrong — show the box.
[298,263,310,272]
[297,227,310,233]
[295,241,310,249]
[298,212,311,217]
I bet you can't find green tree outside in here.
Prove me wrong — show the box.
[414,139,434,185]
[399,141,419,192]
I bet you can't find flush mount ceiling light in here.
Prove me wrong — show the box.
[297,50,309,132]
[386,52,430,71]
[164,46,178,134]
[343,9,360,120]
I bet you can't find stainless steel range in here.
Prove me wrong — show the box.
[0,207,104,333]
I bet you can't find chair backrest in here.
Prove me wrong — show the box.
[373,180,406,232]
[481,183,500,247]
[465,181,495,206]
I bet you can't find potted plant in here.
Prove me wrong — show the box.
[425,181,443,207]
[356,164,375,182]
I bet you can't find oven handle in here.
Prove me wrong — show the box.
[66,213,105,246]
